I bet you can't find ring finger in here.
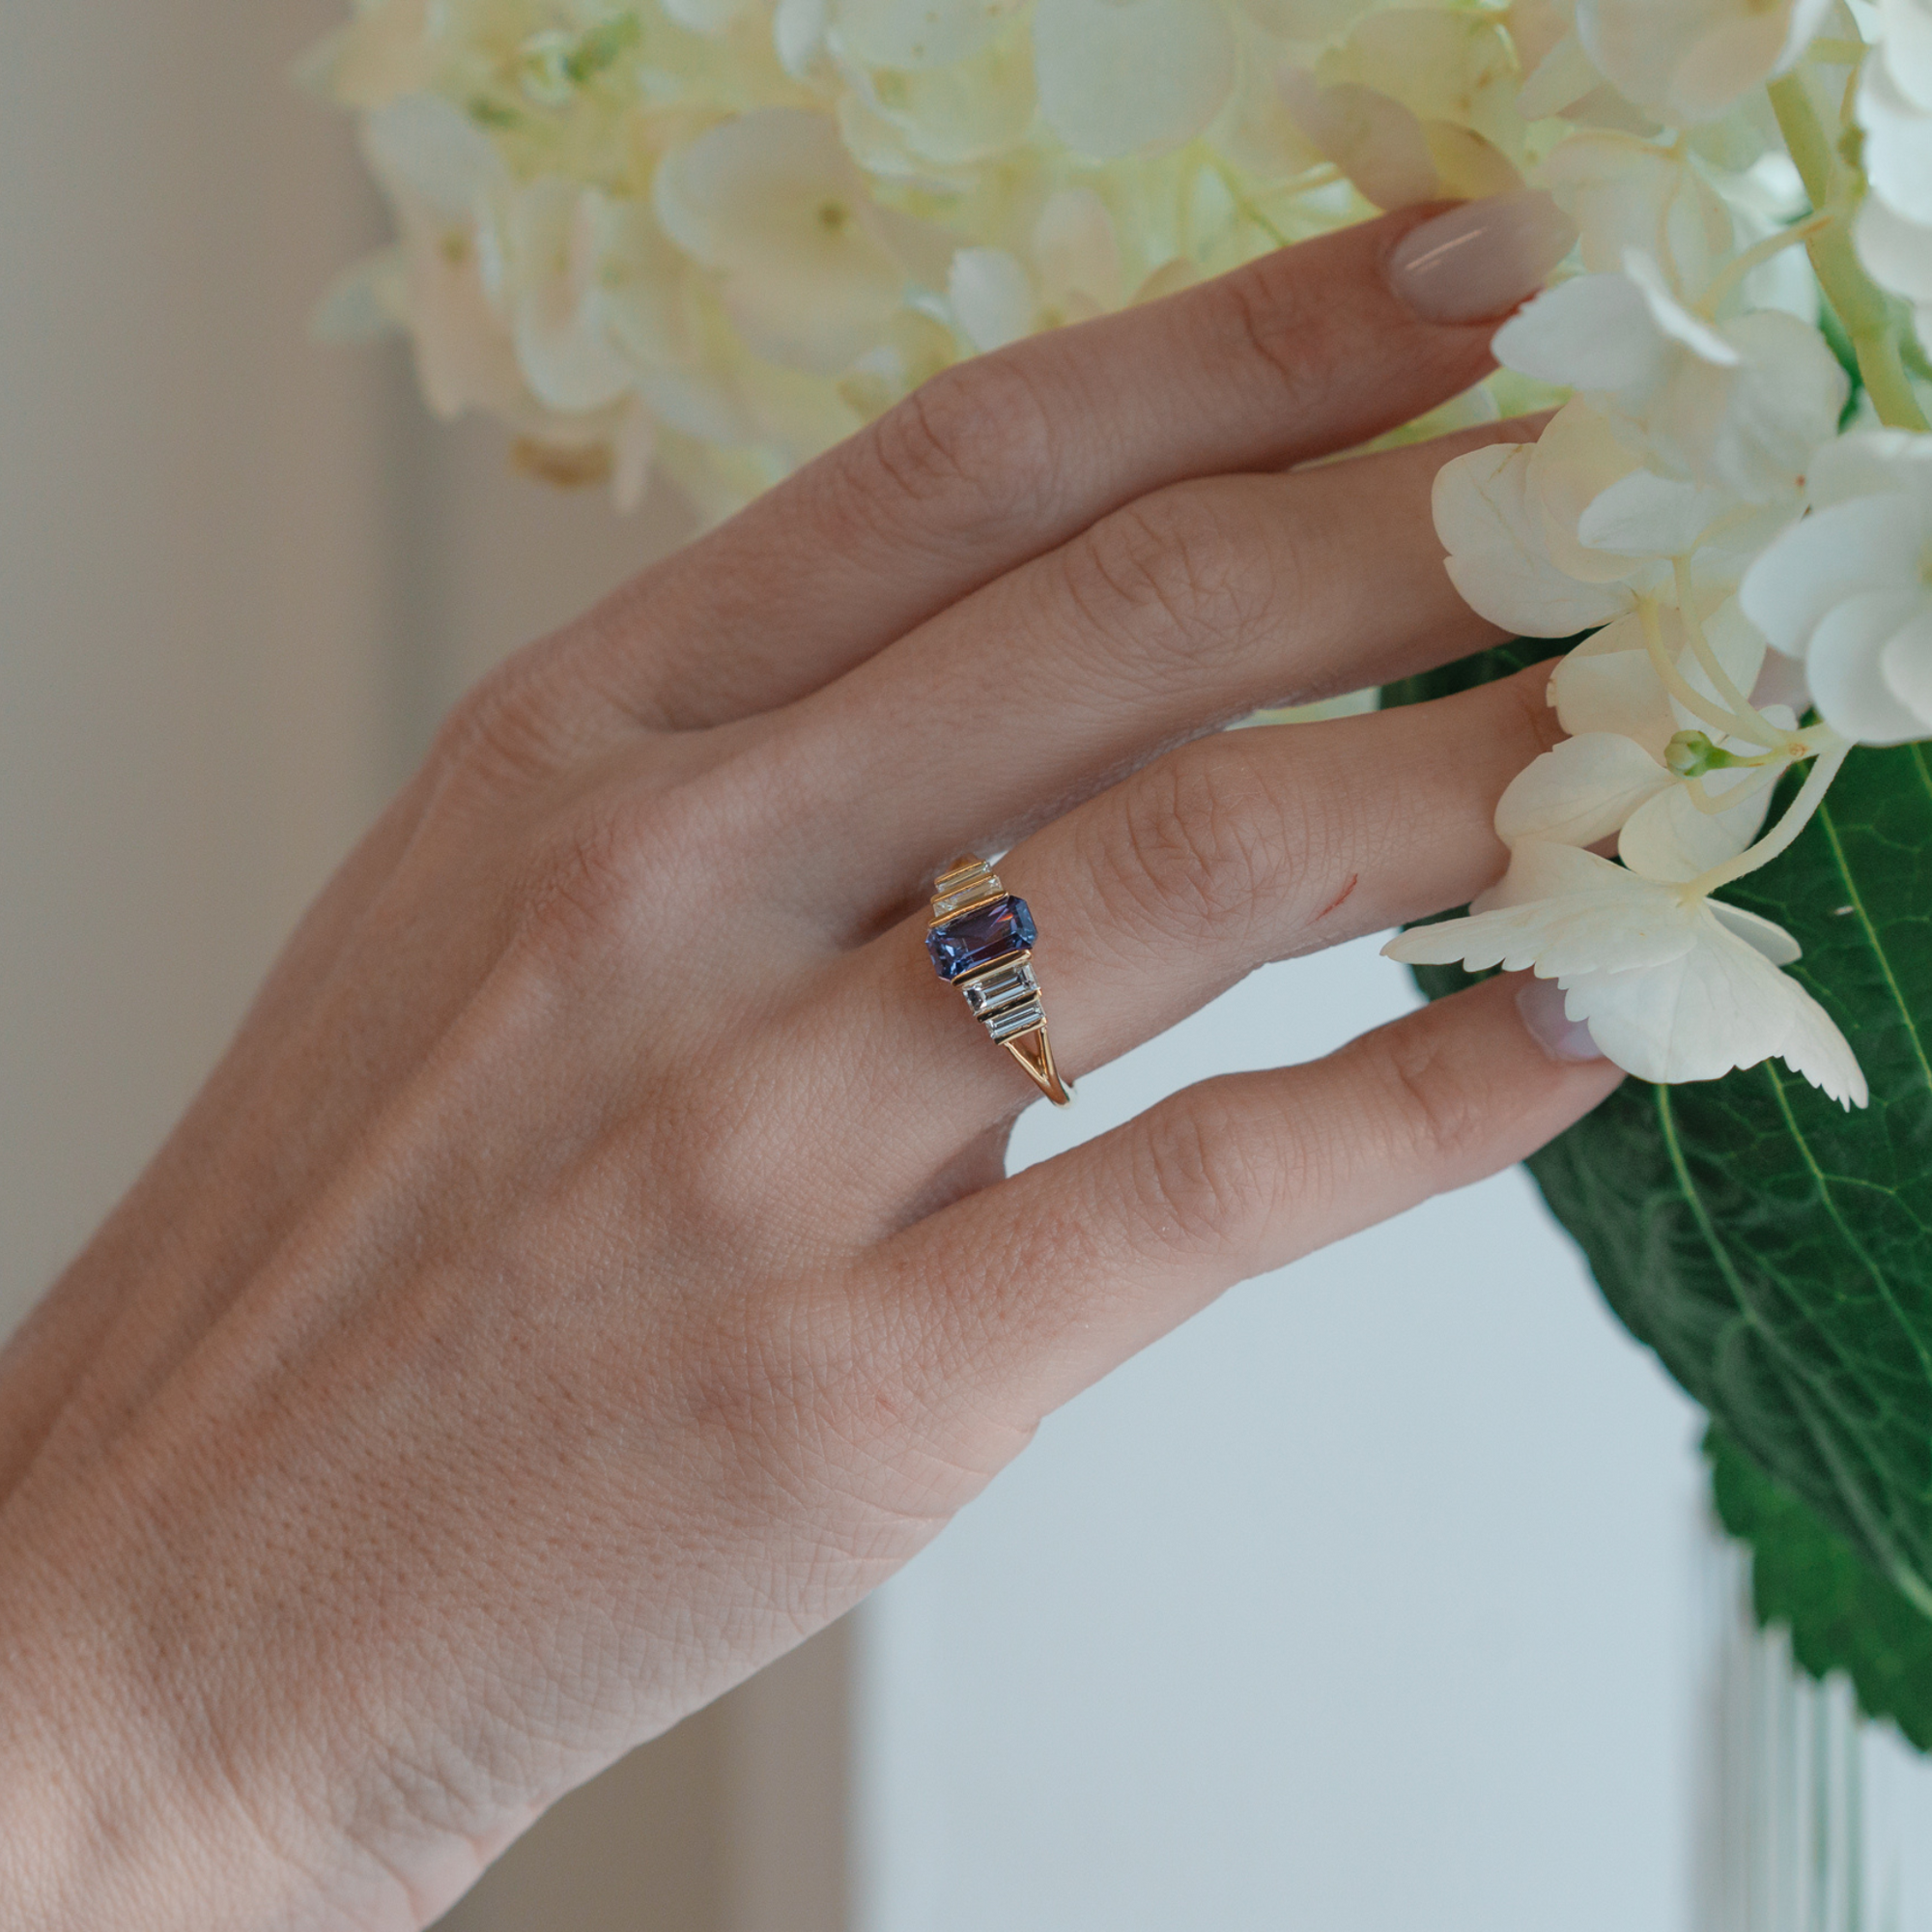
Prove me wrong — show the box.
[813,661,1563,1182]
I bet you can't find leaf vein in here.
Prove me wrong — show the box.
[1816,798,1932,1094]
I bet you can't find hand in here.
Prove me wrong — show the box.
[0,196,1612,1931]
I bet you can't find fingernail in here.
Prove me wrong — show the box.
[1386,191,1577,326]
[1516,977,1604,1064]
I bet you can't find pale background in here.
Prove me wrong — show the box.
[1,4,1714,1926]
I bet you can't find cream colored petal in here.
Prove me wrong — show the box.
[1861,57,1932,226]
[363,95,505,219]
[654,110,909,374]
[1035,0,1236,158]
[1707,898,1802,965]
[1386,843,1700,979]
[1494,731,1672,848]
[1033,188,1122,312]
[1576,467,1730,555]
[1739,496,1929,654]
[1493,272,1663,390]
[1806,428,1932,510]
[1616,766,1773,881]
[1878,604,1932,730]
[1558,911,1851,1092]
[1877,0,1932,113]
[1808,587,1932,744]
[1855,193,1932,306]
[948,246,1037,351]
[834,0,1022,70]
[1550,614,1679,744]
[1434,442,1639,636]
[1527,402,1651,584]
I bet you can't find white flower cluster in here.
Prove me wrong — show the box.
[314,0,1932,1100]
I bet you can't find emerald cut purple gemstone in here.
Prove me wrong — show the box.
[927,894,1036,981]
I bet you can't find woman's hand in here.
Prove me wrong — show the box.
[0,195,1608,1931]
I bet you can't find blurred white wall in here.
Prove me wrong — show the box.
[1,8,1710,1927]
[858,941,1708,1932]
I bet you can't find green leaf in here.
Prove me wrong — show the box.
[1709,1427,1932,1750]
[1384,643,1932,1731]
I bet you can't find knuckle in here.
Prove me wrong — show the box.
[1063,488,1283,681]
[431,654,576,793]
[1375,1019,1489,1175]
[854,357,1061,532]
[1206,263,1335,409]
[1131,1087,1282,1257]
[1100,748,1294,945]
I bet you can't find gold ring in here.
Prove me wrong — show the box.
[925,855,1072,1107]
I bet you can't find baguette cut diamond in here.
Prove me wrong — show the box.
[926,895,1037,981]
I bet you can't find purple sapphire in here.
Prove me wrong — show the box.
[926,894,1037,981]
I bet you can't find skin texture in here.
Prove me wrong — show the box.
[0,205,1622,1931]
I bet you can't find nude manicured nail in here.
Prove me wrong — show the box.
[1386,191,1577,325]
[1516,976,1605,1065]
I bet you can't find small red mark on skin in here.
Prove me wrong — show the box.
[1314,873,1359,922]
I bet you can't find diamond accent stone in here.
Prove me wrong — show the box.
[926,895,1037,981]
[985,999,1045,1042]
[961,960,1038,1016]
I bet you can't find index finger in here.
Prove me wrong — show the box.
[563,193,1575,730]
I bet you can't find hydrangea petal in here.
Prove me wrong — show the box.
[1807,587,1932,744]
[1434,443,1639,637]
[1617,766,1772,882]
[363,95,504,217]
[1807,427,1932,508]
[1877,0,1932,114]
[949,246,1036,351]
[1559,915,1848,1091]
[1740,496,1929,653]
[1861,54,1932,227]
[834,0,1020,71]
[1708,898,1804,966]
[655,110,911,374]
[1577,468,1731,555]
[1035,0,1236,159]
[1396,844,1703,978]
[1492,273,1662,390]
[1494,732,1673,849]
[1855,194,1932,308]
[1879,606,1932,728]
[1550,615,1680,745]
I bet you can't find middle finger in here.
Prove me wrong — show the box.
[776,420,1540,928]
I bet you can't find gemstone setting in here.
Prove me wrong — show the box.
[926,894,1037,981]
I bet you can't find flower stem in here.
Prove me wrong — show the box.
[1681,739,1852,899]
[1669,559,1795,748]
[1768,73,1931,434]
[1695,210,1833,318]
[1637,597,1768,743]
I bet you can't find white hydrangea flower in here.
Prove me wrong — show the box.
[1573,0,1834,124]
[653,108,935,374]
[1498,598,1792,879]
[1492,247,1848,500]
[1278,6,1526,207]
[1855,0,1932,346]
[1032,0,1236,158]
[1739,429,1932,744]
[1387,842,1863,1102]
[946,187,1124,350]
[1432,397,1800,638]
[358,95,526,419]
[1537,130,1734,293]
